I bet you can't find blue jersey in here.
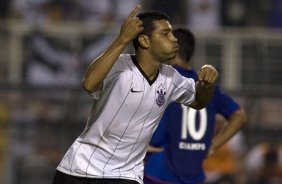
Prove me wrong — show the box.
[144,66,240,184]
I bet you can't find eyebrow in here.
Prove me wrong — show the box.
[158,28,173,33]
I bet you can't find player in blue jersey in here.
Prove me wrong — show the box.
[144,28,247,184]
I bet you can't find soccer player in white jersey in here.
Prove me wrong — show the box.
[53,5,218,184]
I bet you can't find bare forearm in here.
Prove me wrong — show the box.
[191,82,215,110]
[82,37,129,93]
[82,4,143,94]
[211,109,247,150]
[147,145,163,153]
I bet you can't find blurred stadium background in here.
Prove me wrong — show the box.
[0,0,282,184]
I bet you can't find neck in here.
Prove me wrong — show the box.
[169,56,191,70]
[135,53,161,80]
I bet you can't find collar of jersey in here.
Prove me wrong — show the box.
[131,55,159,86]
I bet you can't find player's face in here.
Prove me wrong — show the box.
[149,20,179,62]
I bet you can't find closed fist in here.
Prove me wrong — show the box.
[198,65,218,86]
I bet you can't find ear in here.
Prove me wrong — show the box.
[138,35,150,48]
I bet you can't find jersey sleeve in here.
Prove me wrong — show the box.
[215,85,241,117]
[90,54,126,99]
[169,68,196,105]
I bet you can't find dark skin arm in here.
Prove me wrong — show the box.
[147,145,163,153]
[82,5,143,93]
[207,108,247,157]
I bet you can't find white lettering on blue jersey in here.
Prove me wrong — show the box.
[181,105,207,141]
[179,142,206,150]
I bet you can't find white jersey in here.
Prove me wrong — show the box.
[57,54,195,184]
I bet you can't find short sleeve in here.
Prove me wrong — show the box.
[214,85,240,117]
[170,69,196,105]
[90,54,127,98]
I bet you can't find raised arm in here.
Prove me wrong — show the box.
[189,64,218,110]
[82,5,144,94]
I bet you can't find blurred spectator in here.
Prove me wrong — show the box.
[43,0,115,24]
[203,115,247,184]
[144,0,187,25]
[186,0,221,31]
[82,34,116,66]
[245,142,282,184]
[0,0,11,21]
[81,0,140,64]
[25,32,81,86]
[11,0,49,23]
[220,0,248,27]
[0,102,9,184]
[114,0,140,23]
[42,0,81,22]
[11,0,115,24]
[75,0,114,24]
[244,0,269,27]
[203,131,246,184]
[8,97,39,184]
[8,95,74,183]
[267,0,282,28]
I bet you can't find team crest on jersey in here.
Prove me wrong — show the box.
[156,84,166,107]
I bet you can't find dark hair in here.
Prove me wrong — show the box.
[133,11,170,50]
[172,28,195,62]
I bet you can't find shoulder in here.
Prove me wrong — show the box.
[161,64,195,95]
[161,64,194,85]
[160,63,181,77]
[213,85,235,102]
[113,54,133,70]
[117,54,132,64]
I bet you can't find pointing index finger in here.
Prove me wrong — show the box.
[128,4,141,19]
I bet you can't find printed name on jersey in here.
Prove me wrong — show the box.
[179,142,206,150]
[156,83,167,106]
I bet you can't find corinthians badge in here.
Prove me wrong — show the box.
[156,84,166,107]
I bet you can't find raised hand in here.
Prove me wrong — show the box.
[198,65,218,87]
[118,5,144,44]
